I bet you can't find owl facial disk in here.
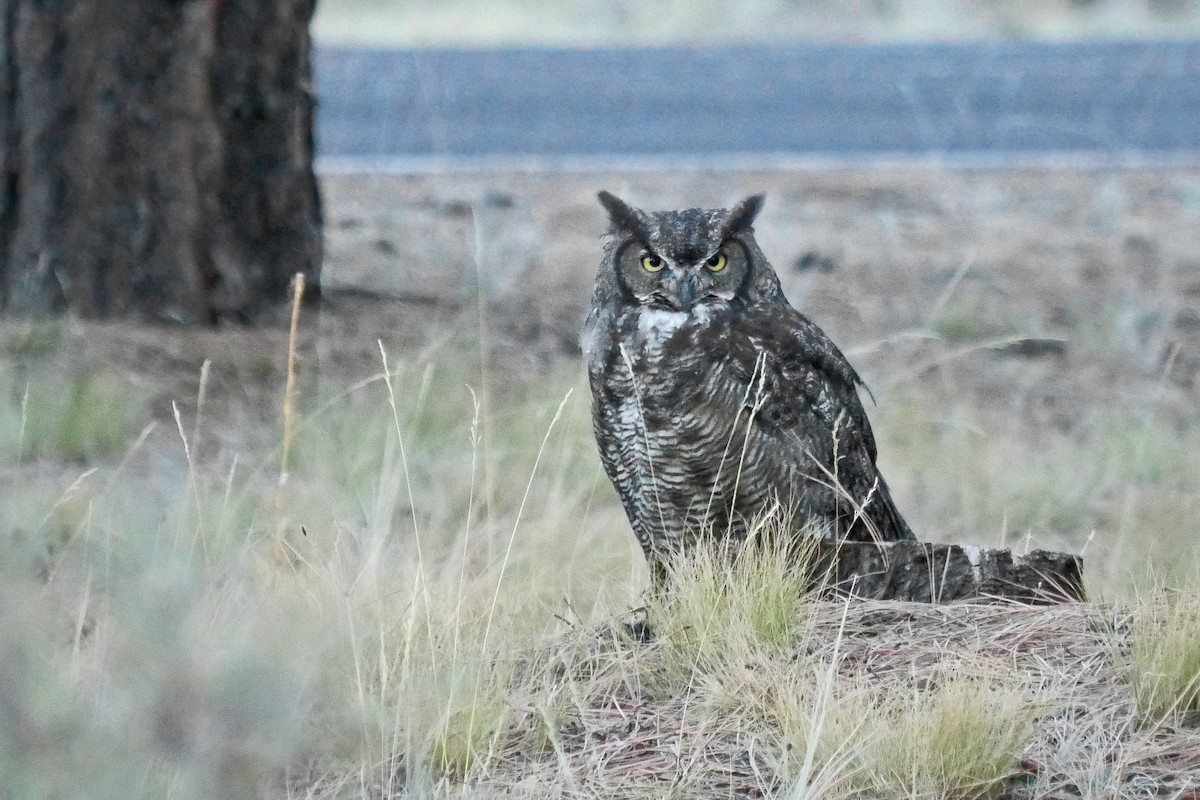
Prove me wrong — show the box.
[617,241,749,312]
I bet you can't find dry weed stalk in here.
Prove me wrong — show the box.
[274,271,306,562]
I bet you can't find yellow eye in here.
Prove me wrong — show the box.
[706,252,727,272]
[641,254,665,272]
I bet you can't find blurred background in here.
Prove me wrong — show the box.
[312,0,1200,45]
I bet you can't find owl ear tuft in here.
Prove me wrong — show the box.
[598,191,649,239]
[727,194,766,234]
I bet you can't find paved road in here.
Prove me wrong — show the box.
[314,40,1200,167]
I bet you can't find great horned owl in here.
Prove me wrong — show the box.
[583,191,915,583]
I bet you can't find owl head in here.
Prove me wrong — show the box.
[595,191,785,312]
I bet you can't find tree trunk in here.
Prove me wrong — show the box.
[0,0,321,323]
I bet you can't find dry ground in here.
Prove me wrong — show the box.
[319,165,1200,577]
[1,164,1199,798]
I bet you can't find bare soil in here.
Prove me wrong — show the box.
[319,165,1200,411]
[9,164,1199,541]
[317,165,1200,547]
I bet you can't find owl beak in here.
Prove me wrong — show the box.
[670,272,699,312]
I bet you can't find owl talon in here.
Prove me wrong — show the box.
[621,607,654,644]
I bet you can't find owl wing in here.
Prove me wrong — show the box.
[731,305,875,457]
[723,305,914,541]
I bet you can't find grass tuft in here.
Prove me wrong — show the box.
[857,675,1035,800]
[1,362,145,462]
[1121,587,1200,725]
[651,521,815,676]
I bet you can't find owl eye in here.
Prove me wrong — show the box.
[705,252,728,272]
[641,254,665,273]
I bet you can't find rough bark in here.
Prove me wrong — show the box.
[811,540,1085,604]
[0,0,321,323]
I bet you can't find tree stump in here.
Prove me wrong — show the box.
[810,540,1085,604]
[0,0,321,323]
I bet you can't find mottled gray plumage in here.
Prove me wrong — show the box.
[583,191,915,582]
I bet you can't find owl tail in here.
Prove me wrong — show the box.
[863,475,918,542]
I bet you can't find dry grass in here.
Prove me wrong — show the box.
[1111,587,1200,727]
[2,320,1198,800]
[3,165,1200,797]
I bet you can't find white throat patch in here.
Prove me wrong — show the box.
[637,308,690,339]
